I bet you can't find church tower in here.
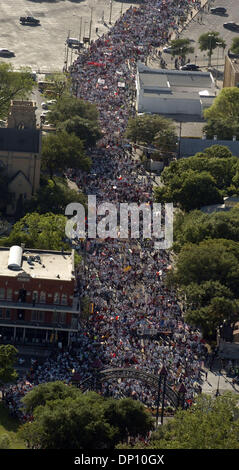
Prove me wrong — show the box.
[0,100,41,215]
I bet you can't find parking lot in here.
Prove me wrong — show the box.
[0,0,139,73]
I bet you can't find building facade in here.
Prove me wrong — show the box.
[0,245,80,348]
[223,55,239,88]
[0,100,41,215]
[136,62,216,117]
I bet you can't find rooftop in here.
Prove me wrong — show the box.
[137,62,215,95]
[0,128,40,153]
[0,246,75,281]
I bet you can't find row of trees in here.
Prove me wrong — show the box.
[18,381,153,449]
[168,31,226,66]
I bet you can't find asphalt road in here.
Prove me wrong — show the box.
[0,0,139,72]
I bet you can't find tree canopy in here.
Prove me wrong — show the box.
[47,94,100,126]
[203,88,239,140]
[41,130,91,178]
[198,31,225,65]
[0,345,18,386]
[18,383,154,449]
[154,146,239,211]
[230,37,239,55]
[145,393,239,449]
[0,212,69,251]
[24,176,86,215]
[0,63,35,119]
[169,38,194,59]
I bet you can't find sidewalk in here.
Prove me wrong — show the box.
[201,360,239,396]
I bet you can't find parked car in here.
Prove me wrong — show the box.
[210,7,227,14]
[20,16,40,25]
[0,49,15,57]
[223,22,239,32]
[180,63,200,71]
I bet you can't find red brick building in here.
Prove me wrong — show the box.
[0,245,80,348]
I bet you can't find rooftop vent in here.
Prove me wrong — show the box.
[8,245,23,271]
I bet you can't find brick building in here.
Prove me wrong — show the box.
[223,54,239,88]
[0,245,80,348]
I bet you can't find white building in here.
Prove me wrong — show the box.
[136,62,216,117]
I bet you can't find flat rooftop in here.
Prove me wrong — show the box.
[0,246,75,282]
[137,62,215,94]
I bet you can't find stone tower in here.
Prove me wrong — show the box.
[7,100,37,130]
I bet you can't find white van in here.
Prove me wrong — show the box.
[66,37,83,48]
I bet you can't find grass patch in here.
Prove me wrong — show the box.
[0,402,26,449]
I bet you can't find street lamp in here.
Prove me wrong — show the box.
[109,0,113,25]
[177,383,187,409]
[215,42,223,87]
[208,34,214,67]
[155,365,167,427]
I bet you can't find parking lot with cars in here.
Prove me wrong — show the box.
[178,0,239,68]
[0,0,139,73]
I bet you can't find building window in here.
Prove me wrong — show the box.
[5,309,11,320]
[0,288,5,299]
[7,289,12,300]
[39,291,46,304]
[61,294,68,305]
[0,309,3,318]
[53,293,60,305]
[32,291,38,304]
[59,312,66,324]
[31,311,45,322]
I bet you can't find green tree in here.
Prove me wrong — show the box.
[124,114,176,146]
[169,238,239,298]
[42,72,70,99]
[47,95,99,127]
[0,345,18,386]
[41,131,91,179]
[173,208,239,252]
[0,63,35,118]
[198,31,225,66]
[231,37,239,55]
[147,393,239,449]
[169,38,194,61]
[58,115,102,149]
[203,88,239,140]
[18,389,154,449]
[155,169,223,211]
[24,177,86,215]
[1,212,69,251]
[21,381,81,415]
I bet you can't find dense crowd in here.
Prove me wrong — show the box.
[3,0,209,421]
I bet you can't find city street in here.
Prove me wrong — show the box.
[0,0,139,72]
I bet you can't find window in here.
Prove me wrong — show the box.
[7,289,12,300]
[59,312,66,324]
[39,291,46,304]
[61,294,68,305]
[0,309,3,318]
[5,309,11,320]
[0,288,5,299]
[32,291,38,303]
[31,311,45,322]
[53,292,60,305]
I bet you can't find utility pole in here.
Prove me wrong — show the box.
[109,0,113,25]
[79,16,82,42]
[89,7,93,43]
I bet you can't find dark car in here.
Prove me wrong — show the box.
[20,16,40,25]
[223,22,239,32]
[210,7,227,14]
[180,64,200,71]
[0,49,15,57]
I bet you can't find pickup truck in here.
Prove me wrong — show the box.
[20,16,40,25]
